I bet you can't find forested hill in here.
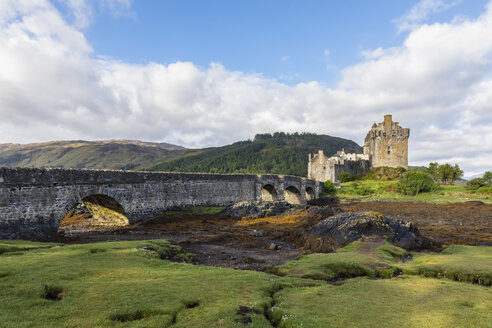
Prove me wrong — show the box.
[149,132,362,177]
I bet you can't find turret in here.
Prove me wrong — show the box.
[384,115,392,133]
[363,115,409,169]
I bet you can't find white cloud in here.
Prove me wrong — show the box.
[280,55,289,62]
[0,0,491,176]
[395,0,462,33]
[66,0,93,28]
[59,0,133,28]
[324,49,330,56]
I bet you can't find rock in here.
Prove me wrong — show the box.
[249,230,264,237]
[222,201,298,219]
[307,196,338,206]
[269,243,278,250]
[307,212,433,251]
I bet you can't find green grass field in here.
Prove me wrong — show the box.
[1,239,491,327]
[337,180,492,204]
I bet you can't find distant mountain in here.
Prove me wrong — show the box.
[149,132,362,177]
[0,140,186,170]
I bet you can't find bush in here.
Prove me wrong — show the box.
[466,178,485,191]
[477,186,492,194]
[323,180,336,195]
[355,185,373,196]
[396,171,438,195]
[338,171,354,183]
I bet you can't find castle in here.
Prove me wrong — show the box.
[308,115,409,182]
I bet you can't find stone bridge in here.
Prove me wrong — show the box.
[0,167,321,239]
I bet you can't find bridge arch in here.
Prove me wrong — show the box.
[305,186,315,201]
[283,186,302,205]
[261,184,278,202]
[58,194,129,235]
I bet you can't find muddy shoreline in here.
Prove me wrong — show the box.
[55,200,492,270]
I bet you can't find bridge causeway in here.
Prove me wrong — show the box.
[0,167,320,239]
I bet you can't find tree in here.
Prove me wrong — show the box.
[426,162,463,185]
[427,162,439,181]
[483,171,492,185]
[437,163,463,185]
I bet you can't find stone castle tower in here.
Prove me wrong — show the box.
[308,115,410,182]
[363,115,409,169]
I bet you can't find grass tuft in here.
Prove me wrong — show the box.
[89,248,106,254]
[0,271,10,278]
[42,285,65,301]
[184,300,200,309]
[109,309,162,322]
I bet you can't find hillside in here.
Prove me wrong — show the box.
[0,140,186,170]
[149,132,362,176]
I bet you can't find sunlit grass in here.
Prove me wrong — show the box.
[2,240,490,327]
[337,180,492,204]
[275,276,492,328]
[401,245,492,285]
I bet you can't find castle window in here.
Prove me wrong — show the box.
[387,146,391,155]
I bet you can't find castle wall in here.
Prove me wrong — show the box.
[0,168,320,239]
[308,151,370,183]
[333,160,371,181]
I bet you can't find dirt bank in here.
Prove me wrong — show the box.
[339,201,492,245]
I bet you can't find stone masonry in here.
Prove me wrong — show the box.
[0,167,320,239]
[363,115,410,169]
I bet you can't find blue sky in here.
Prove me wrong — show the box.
[1,0,492,176]
[74,0,487,85]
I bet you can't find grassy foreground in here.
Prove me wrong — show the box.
[337,180,492,204]
[1,240,491,328]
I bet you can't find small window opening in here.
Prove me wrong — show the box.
[387,146,391,155]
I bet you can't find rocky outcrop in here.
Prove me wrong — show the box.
[305,212,434,251]
[222,201,299,219]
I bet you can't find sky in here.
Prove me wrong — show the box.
[0,0,491,177]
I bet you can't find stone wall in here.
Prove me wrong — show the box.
[308,150,370,182]
[0,168,320,239]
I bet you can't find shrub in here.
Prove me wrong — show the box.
[465,178,485,191]
[338,171,354,183]
[396,171,438,195]
[355,185,373,196]
[323,180,336,195]
[42,285,65,301]
[477,186,492,194]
